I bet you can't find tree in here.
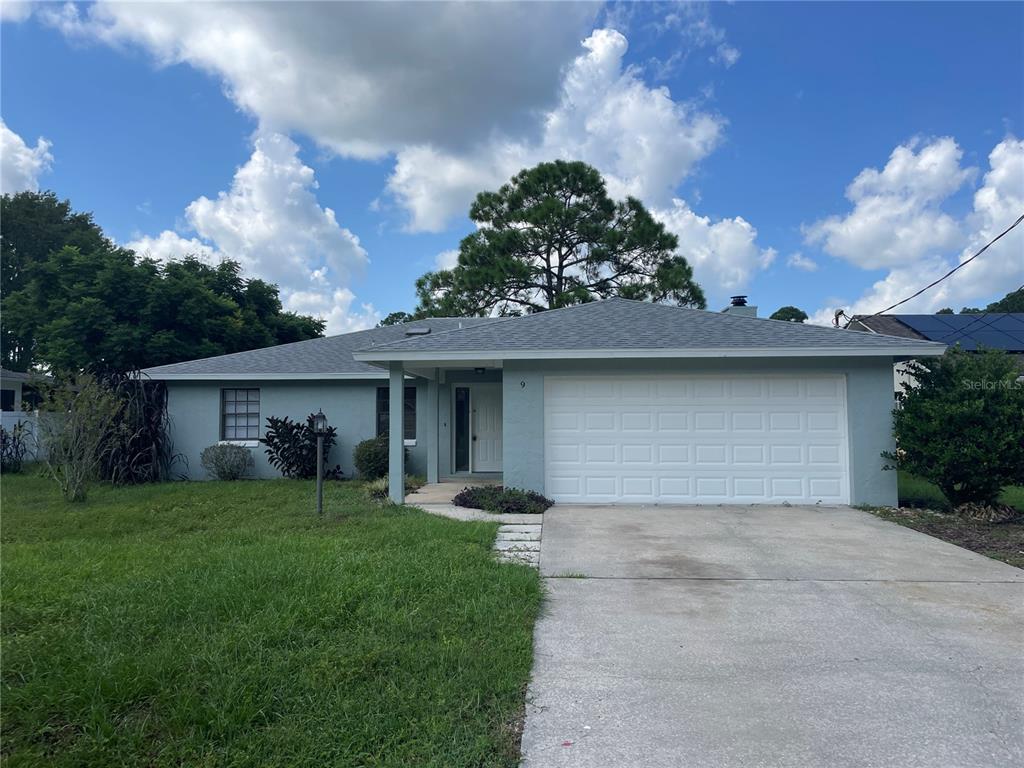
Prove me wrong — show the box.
[959,288,1024,314]
[885,348,1024,509]
[413,160,705,317]
[769,306,808,323]
[379,311,414,326]
[1,191,325,374]
[936,307,954,314]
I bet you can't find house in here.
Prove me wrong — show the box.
[846,313,1024,389]
[144,298,944,507]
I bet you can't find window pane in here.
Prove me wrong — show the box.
[454,387,470,472]
[376,387,388,437]
[404,386,416,441]
[222,388,259,440]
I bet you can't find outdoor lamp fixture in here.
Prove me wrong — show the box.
[313,409,328,515]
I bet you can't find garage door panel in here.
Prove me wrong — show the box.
[544,374,849,504]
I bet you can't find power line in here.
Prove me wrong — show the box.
[864,212,1024,318]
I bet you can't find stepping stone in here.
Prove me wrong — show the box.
[493,539,540,552]
[496,530,541,541]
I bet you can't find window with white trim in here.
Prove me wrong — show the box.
[221,388,260,440]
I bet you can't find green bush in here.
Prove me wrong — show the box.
[886,348,1024,507]
[200,443,254,480]
[0,421,30,474]
[353,435,390,479]
[264,414,342,479]
[452,486,553,514]
[364,474,426,502]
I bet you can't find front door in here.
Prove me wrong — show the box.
[471,384,503,472]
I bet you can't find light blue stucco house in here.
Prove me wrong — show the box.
[143,298,945,506]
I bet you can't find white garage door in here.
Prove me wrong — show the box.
[544,374,850,504]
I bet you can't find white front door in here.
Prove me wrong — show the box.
[544,374,850,504]
[472,384,503,472]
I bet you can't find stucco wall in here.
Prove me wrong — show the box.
[166,379,428,480]
[501,357,898,507]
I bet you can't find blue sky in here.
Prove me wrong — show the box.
[2,1,1022,331]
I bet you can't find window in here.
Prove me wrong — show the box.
[376,386,416,441]
[221,388,260,440]
[0,389,14,412]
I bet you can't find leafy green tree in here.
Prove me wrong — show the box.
[936,307,954,314]
[885,348,1024,508]
[960,288,1024,314]
[379,311,414,326]
[769,306,808,323]
[414,160,705,317]
[1,191,325,374]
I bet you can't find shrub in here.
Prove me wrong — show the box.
[885,348,1024,508]
[200,443,254,480]
[39,375,124,502]
[264,414,342,479]
[97,372,178,485]
[353,435,390,479]
[0,421,30,474]
[452,485,553,514]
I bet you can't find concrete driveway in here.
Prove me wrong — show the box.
[520,505,1024,768]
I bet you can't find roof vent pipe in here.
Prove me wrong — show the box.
[721,295,757,317]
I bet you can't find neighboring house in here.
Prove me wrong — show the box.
[146,298,944,507]
[1,368,49,457]
[847,313,1024,389]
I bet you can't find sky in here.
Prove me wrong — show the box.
[2,1,1022,332]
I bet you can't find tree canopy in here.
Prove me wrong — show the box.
[959,288,1024,314]
[768,306,808,323]
[413,160,705,317]
[1,191,324,374]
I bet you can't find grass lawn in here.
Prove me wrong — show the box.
[866,471,1024,569]
[1,474,542,767]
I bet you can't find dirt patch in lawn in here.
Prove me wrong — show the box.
[869,507,1024,569]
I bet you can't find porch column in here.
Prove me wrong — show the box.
[388,361,405,503]
[426,369,439,484]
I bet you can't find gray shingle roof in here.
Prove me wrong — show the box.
[848,315,923,340]
[354,298,946,358]
[142,318,498,379]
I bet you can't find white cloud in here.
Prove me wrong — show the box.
[0,119,53,194]
[808,136,1024,324]
[654,199,776,297]
[711,43,741,68]
[0,1,33,23]
[128,132,375,334]
[388,29,725,232]
[126,230,220,264]
[43,0,598,160]
[435,249,459,271]
[786,252,818,272]
[804,137,973,269]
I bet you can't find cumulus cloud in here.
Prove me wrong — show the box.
[804,137,974,269]
[43,0,598,159]
[654,199,776,296]
[786,252,818,272]
[808,136,1024,324]
[128,133,377,333]
[1,119,53,194]
[388,29,725,232]
[435,249,459,271]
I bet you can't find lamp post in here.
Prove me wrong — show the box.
[313,409,328,515]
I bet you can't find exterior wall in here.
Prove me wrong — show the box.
[166,378,429,480]
[501,357,898,507]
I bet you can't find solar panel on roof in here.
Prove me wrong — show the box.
[892,313,1024,351]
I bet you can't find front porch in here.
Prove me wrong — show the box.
[405,475,503,505]
[384,361,507,503]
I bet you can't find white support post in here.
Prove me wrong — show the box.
[388,362,405,503]
[427,370,439,484]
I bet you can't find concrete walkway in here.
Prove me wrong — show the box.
[521,505,1024,768]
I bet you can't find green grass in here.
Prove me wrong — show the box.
[898,470,1024,512]
[1,474,542,767]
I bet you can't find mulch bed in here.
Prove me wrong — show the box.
[869,507,1024,569]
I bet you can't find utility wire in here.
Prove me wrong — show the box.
[863,212,1024,318]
